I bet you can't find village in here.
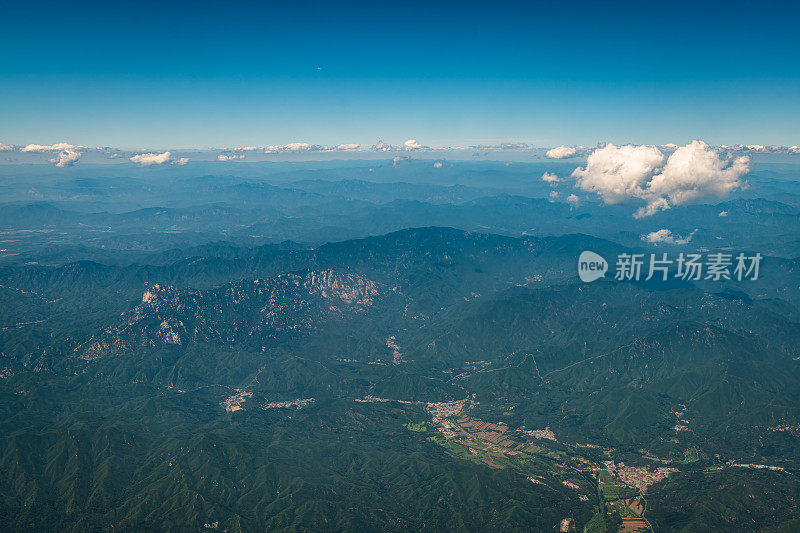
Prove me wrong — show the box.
[607,461,677,493]
[415,399,689,532]
[262,398,315,410]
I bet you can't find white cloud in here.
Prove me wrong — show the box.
[50,149,81,167]
[723,144,796,154]
[541,172,560,184]
[0,142,13,151]
[433,161,443,168]
[718,210,728,217]
[19,141,84,166]
[635,197,671,218]
[549,190,560,200]
[285,142,311,151]
[567,194,580,208]
[403,139,423,151]
[643,141,750,216]
[642,228,696,245]
[572,143,665,204]
[336,143,360,151]
[21,142,80,152]
[130,151,172,166]
[545,145,577,159]
[790,146,800,154]
[217,154,244,161]
[174,157,190,165]
[572,141,750,218]
[264,142,311,153]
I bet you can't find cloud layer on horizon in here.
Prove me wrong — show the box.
[217,154,244,161]
[20,142,83,152]
[2,138,798,170]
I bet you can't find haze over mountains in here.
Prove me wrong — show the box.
[1,157,800,531]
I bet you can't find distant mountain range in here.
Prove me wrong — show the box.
[2,162,800,531]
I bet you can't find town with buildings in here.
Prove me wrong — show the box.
[221,390,253,412]
[411,399,695,532]
[262,398,315,410]
[611,462,677,493]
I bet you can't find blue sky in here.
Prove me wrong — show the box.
[1,0,798,149]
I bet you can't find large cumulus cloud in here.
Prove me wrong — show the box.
[645,141,750,210]
[571,141,750,217]
[572,144,664,204]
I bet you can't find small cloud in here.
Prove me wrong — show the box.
[541,172,560,184]
[0,142,13,151]
[634,197,671,218]
[403,139,423,151]
[130,151,172,166]
[549,190,560,201]
[392,155,411,167]
[174,157,190,166]
[433,161,443,168]
[642,228,696,245]
[217,154,244,161]
[567,194,580,208]
[50,149,81,167]
[718,210,728,217]
[545,145,577,159]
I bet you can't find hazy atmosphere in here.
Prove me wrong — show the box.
[1,1,799,532]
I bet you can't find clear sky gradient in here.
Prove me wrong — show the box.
[1,0,798,149]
